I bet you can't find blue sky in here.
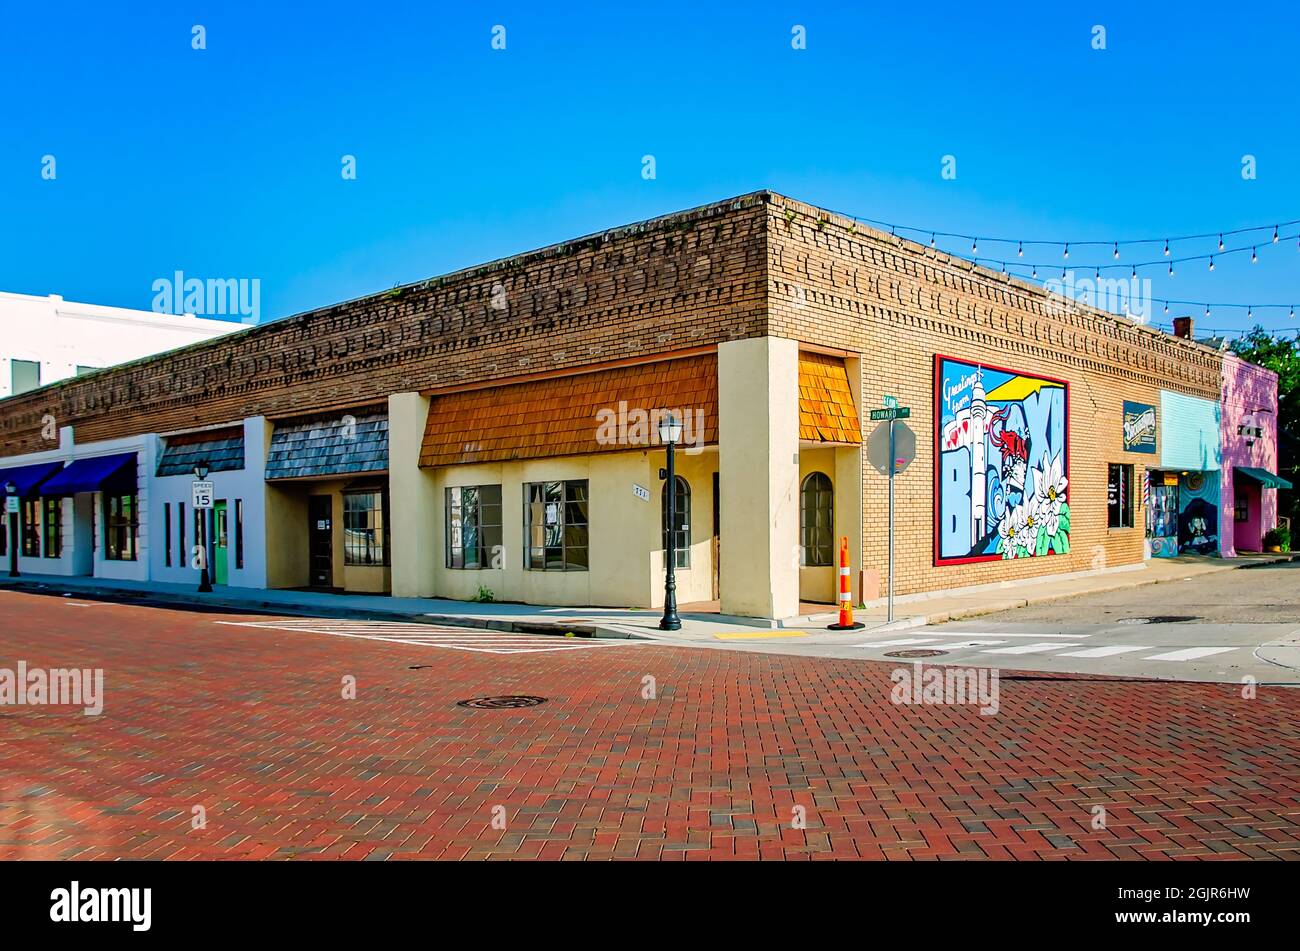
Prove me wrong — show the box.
[1,1,1297,335]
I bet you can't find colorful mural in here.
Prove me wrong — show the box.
[1177,470,1220,555]
[935,356,1069,564]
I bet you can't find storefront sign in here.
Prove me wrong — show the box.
[1122,401,1157,454]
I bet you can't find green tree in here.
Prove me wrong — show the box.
[1230,327,1300,526]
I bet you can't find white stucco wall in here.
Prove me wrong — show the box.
[0,291,243,398]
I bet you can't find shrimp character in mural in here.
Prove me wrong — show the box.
[987,405,1031,506]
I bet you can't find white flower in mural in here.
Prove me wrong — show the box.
[1013,497,1042,554]
[1036,451,1068,506]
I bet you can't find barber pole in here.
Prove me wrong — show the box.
[828,536,865,630]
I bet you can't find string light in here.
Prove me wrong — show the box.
[1209,256,1215,271]
[1274,225,1280,243]
[972,238,978,254]
[1063,242,1069,259]
[930,232,936,248]
[1218,234,1225,251]
[1169,262,1175,277]
[1252,247,1258,263]
[1164,239,1170,256]
[1113,242,1120,259]
[1017,241,1023,257]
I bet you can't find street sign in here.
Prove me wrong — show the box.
[867,420,916,476]
[5,496,17,514]
[868,406,910,421]
[883,394,898,409]
[191,481,214,509]
[867,418,917,625]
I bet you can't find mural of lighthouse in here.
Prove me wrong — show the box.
[934,355,1070,565]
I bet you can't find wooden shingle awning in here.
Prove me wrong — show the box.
[799,352,861,444]
[420,354,718,467]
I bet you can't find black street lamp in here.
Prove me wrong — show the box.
[194,466,212,593]
[657,412,683,631]
[4,481,18,578]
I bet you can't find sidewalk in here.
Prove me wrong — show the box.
[1,552,1293,646]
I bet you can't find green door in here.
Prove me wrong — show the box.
[213,501,229,585]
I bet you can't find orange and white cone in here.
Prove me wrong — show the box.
[828,536,865,630]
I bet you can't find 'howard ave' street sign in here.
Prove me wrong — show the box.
[869,406,910,421]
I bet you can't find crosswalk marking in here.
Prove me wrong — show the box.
[935,632,1091,640]
[979,642,1085,654]
[1057,644,1152,658]
[850,637,942,648]
[215,619,633,654]
[1143,647,1236,661]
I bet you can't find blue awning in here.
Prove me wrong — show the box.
[0,461,65,499]
[39,452,137,496]
[1236,466,1293,490]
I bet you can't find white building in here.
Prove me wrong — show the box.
[0,291,243,398]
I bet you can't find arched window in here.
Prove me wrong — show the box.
[662,476,691,569]
[800,472,834,566]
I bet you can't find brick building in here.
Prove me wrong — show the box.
[0,192,1283,618]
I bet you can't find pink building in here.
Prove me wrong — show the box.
[1219,353,1288,555]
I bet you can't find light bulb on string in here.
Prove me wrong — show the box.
[1094,267,1101,280]
[1274,225,1280,243]
[1063,243,1069,259]
[930,233,936,248]
[1218,234,1224,251]
[1017,241,1023,257]
[1205,305,1211,318]
[1164,302,1169,315]
[1169,262,1175,277]
[1131,265,1137,279]
[1252,247,1258,263]
[1031,265,1038,278]
[972,238,978,254]
[1209,256,1215,271]
[1164,239,1170,256]
[1113,242,1120,260]
[1248,307,1253,320]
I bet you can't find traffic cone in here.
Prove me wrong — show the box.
[828,536,865,630]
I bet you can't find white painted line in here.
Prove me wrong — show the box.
[1143,647,1236,661]
[849,637,942,648]
[979,642,1084,655]
[932,632,1090,640]
[1057,644,1153,658]
[926,640,1007,648]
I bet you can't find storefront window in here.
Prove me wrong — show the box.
[661,476,691,569]
[800,473,834,566]
[1107,464,1133,529]
[21,498,40,556]
[104,493,138,561]
[524,480,588,570]
[343,491,389,566]
[446,485,502,569]
[43,498,61,558]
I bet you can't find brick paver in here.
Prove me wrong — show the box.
[0,590,1297,860]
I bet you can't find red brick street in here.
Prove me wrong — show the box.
[1,589,1297,860]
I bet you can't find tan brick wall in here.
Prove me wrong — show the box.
[766,194,1223,596]
[0,195,769,456]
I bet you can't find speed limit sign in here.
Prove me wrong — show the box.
[191,481,214,509]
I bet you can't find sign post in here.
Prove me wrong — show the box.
[5,492,18,579]
[867,409,916,623]
[192,478,214,593]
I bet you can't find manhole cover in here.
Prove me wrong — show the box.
[883,649,948,658]
[1116,616,1199,625]
[456,695,548,709]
